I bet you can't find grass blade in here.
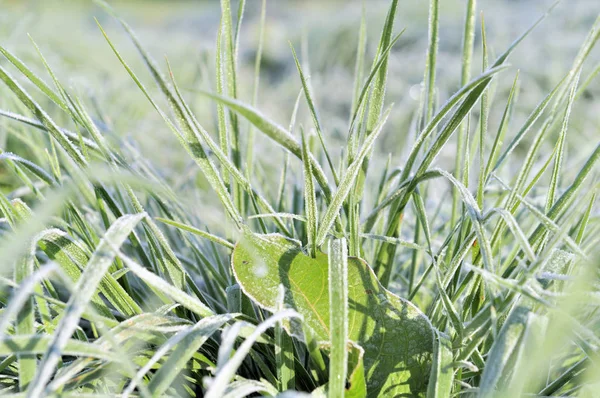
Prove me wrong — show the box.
[328,238,349,398]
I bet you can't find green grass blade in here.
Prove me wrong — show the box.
[427,331,453,398]
[155,217,234,249]
[301,128,318,257]
[328,238,349,398]
[545,71,580,213]
[425,0,440,123]
[290,44,339,185]
[478,306,529,396]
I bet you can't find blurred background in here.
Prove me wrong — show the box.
[1,0,599,199]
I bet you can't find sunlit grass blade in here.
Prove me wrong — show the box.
[478,306,529,397]
[290,44,339,185]
[155,217,234,249]
[328,238,348,398]
[545,71,580,213]
[301,128,318,257]
[427,331,453,398]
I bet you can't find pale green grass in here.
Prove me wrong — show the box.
[0,0,599,397]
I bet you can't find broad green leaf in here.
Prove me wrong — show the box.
[232,233,434,397]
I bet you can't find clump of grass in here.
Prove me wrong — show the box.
[0,0,599,397]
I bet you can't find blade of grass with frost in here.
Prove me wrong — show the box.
[275,285,295,391]
[484,72,519,179]
[365,0,397,136]
[328,238,348,398]
[246,0,266,177]
[116,249,214,317]
[409,191,426,295]
[316,107,391,248]
[575,62,600,101]
[452,0,477,222]
[14,254,37,390]
[166,60,288,235]
[28,213,146,397]
[477,14,489,209]
[0,65,85,166]
[0,45,69,114]
[123,185,187,289]
[233,0,246,61]
[222,380,278,398]
[96,22,243,229]
[197,91,334,205]
[401,65,507,183]
[484,209,535,262]
[493,74,567,173]
[155,217,234,249]
[0,264,58,337]
[349,3,367,131]
[434,169,495,273]
[478,306,529,397]
[0,153,56,186]
[216,20,230,184]
[526,143,599,252]
[575,192,595,245]
[427,331,453,398]
[425,0,439,123]
[0,335,131,364]
[347,32,403,139]
[205,310,301,398]
[301,128,318,257]
[290,44,339,185]
[545,71,580,213]
[125,314,234,396]
[360,233,426,251]
[551,15,599,109]
[351,0,397,201]
[0,110,100,154]
[219,0,241,172]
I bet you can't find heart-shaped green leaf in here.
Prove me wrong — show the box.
[232,233,434,397]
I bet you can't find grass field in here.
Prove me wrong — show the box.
[0,0,599,396]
